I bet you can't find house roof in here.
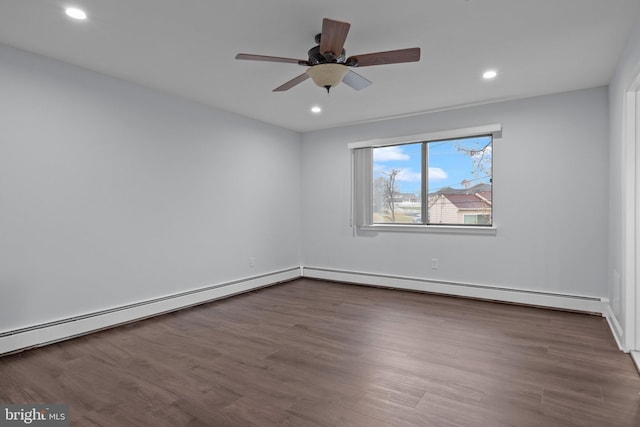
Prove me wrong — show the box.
[442,193,492,210]
[431,184,492,209]
[477,191,492,203]
[434,183,491,195]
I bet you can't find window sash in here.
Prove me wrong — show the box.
[351,125,500,229]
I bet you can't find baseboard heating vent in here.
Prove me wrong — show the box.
[302,267,605,314]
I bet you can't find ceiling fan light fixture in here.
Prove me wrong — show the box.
[306,64,349,93]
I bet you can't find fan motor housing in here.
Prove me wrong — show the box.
[308,44,346,65]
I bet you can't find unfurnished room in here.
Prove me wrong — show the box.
[2,1,640,426]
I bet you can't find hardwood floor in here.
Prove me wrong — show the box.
[1,278,639,426]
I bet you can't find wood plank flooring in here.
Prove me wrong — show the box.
[1,278,639,426]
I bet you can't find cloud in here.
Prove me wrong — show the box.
[373,167,421,183]
[373,146,410,162]
[396,168,421,182]
[429,167,448,181]
[374,167,447,183]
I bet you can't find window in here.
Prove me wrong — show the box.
[464,214,491,225]
[351,125,500,230]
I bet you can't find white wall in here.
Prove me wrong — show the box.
[0,44,301,334]
[608,17,640,350]
[302,88,609,302]
[0,38,619,353]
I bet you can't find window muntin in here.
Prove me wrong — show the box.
[371,135,492,226]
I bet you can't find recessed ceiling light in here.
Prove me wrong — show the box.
[65,7,87,20]
[483,70,498,80]
[310,105,322,114]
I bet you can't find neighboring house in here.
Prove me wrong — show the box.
[373,186,420,216]
[395,192,421,204]
[428,184,492,225]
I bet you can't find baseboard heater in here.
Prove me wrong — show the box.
[0,267,301,356]
[302,266,607,315]
[1,266,610,357]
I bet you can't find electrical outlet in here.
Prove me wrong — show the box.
[249,257,256,267]
[431,258,438,270]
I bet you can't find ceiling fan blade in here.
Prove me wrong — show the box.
[273,73,310,92]
[319,18,351,56]
[347,47,421,67]
[236,53,306,65]
[342,70,372,91]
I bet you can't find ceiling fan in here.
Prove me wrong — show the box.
[235,18,421,93]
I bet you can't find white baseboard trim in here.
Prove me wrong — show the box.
[604,303,626,351]
[0,267,301,356]
[0,266,611,357]
[631,351,640,373]
[302,267,606,314]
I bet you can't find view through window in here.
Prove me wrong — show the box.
[372,135,492,225]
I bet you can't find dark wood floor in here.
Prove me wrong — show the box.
[1,279,639,426]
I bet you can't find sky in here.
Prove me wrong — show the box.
[372,136,492,194]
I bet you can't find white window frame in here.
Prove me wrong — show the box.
[350,124,501,235]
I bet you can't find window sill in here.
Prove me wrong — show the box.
[358,224,497,235]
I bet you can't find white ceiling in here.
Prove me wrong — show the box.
[1,0,639,132]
